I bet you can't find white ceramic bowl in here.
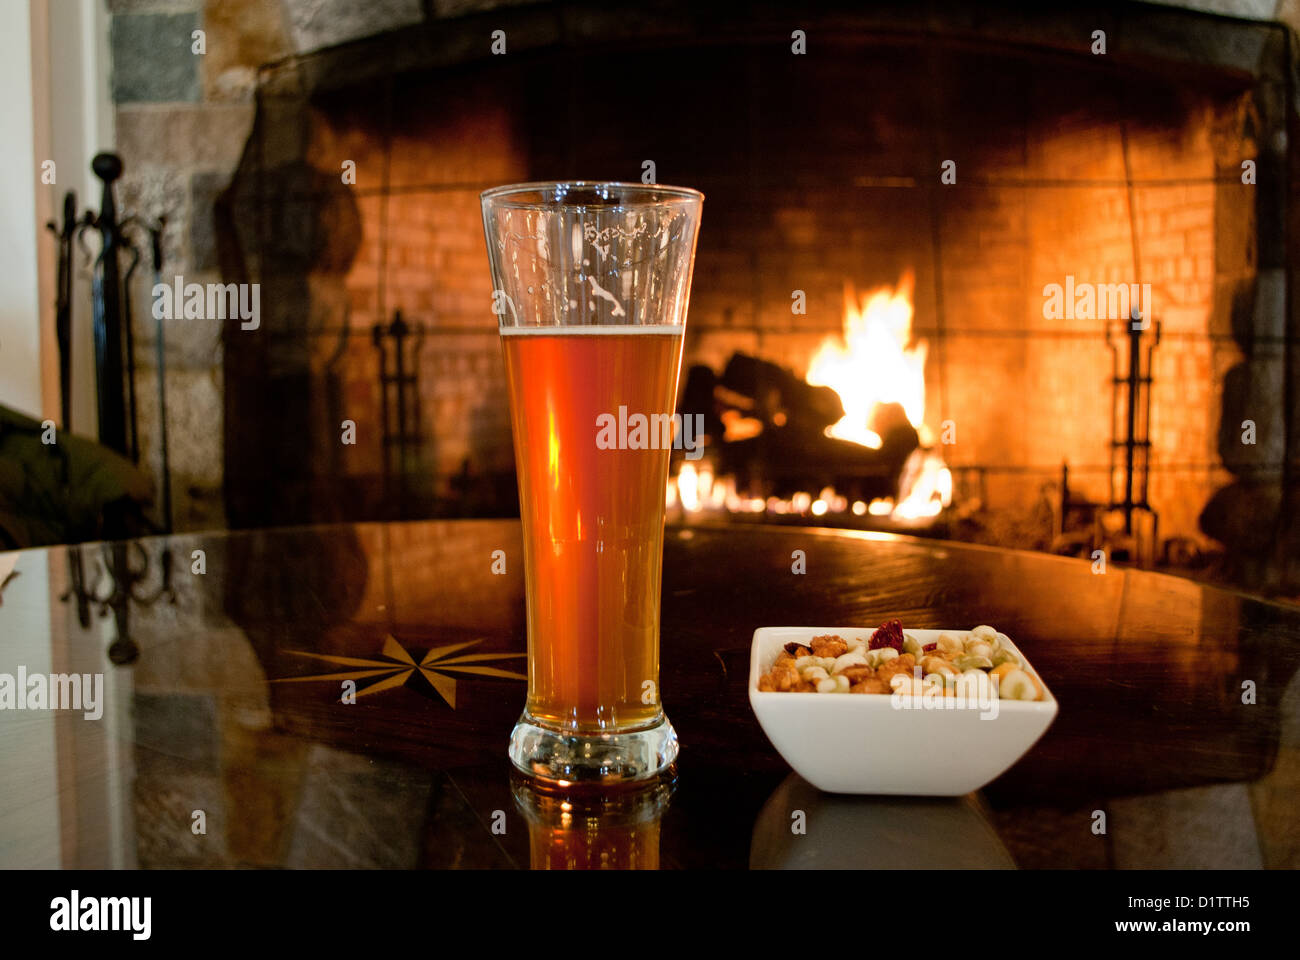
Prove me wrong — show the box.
[749,626,1059,795]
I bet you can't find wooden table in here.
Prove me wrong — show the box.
[1,520,1297,868]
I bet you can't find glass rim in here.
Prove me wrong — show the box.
[481,180,703,210]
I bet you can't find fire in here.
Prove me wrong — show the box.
[806,274,928,449]
[668,271,953,523]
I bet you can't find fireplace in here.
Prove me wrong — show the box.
[209,1,1298,591]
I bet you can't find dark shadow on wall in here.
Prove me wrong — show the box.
[1200,105,1294,592]
[214,102,363,530]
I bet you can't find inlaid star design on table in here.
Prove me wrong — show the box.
[274,634,525,708]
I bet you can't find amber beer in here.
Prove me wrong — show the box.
[502,325,685,732]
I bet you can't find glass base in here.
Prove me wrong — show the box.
[509,713,679,786]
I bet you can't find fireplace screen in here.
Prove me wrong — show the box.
[212,4,1296,590]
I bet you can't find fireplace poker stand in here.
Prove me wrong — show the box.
[1106,314,1162,557]
[48,153,177,662]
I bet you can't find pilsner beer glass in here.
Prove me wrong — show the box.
[481,182,703,784]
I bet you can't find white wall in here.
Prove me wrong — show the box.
[0,552,60,868]
[47,0,116,435]
[0,0,118,869]
[0,0,113,428]
[0,0,42,418]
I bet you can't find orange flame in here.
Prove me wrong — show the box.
[805,273,927,449]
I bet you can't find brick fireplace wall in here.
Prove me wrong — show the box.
[681,69,1251,553]
[274,82,528,515]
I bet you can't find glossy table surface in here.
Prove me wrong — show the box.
[1,519,1298,869]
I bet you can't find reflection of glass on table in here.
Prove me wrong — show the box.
[512,775,673,870]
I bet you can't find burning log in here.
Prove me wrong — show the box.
[679,364,727,442]
[719,353,845,433]
[676,354,918,503]
[717,410,917,502]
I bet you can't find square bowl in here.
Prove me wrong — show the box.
[749,626,1059,795]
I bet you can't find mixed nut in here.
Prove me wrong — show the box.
[756,620,1046,701]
